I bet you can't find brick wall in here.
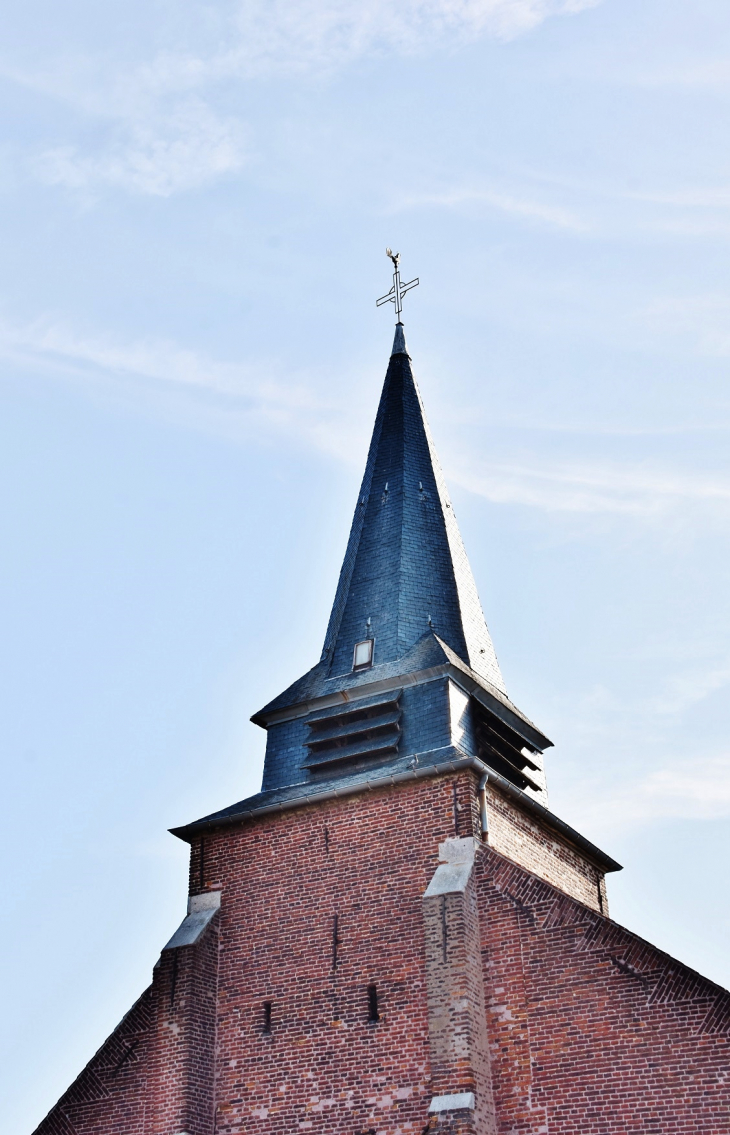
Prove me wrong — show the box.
[34,988,154,1135]
[35,770,729,1135]
[202,773,460,1135]
[146,915,219,1135]
[484,782,607,914]
[423,837,497,1135]
[34,914,219,1135]
[478,848,730,1134]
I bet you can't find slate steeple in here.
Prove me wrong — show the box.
[322,323,505,693]
[234,322,554,811]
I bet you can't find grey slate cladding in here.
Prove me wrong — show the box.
[169,326,633,874]
[321,326,505,690]
[260,678,453,794]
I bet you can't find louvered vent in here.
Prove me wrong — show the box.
[303,691,402,770]
[472,699,542,793]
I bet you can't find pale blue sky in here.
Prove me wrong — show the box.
[2,0,730,1130]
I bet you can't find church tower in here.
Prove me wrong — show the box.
[35,263,730,1135]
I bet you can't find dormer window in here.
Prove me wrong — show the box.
[353,639,374,671]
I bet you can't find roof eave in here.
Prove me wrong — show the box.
[168,753,620,874]
[249,657,551,750]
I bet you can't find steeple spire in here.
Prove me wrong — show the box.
[321,320,506,693]
[248,312,551,806]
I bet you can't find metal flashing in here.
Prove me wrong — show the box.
[306,688,403,727]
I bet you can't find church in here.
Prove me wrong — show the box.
[36,257,730,1135]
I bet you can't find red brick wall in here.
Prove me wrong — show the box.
[423,851,497,1135]
[484,783,607,914]
[189,773,730,1133]
[35,770,730,1135]
[34,913,219,1135]
[203,773,462,1135]
[479,848,730,1134]
[147,916,219,1135]
[34,988,154,1135]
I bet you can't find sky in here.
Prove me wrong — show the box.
[2,0,730,1129]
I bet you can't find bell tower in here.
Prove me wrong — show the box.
[34,266,730,1135]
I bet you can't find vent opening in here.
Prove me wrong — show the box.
[367,984,380,1022]
[304,691,401,771]
[472,700,543,794]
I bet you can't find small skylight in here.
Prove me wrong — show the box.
[353,639,374,671]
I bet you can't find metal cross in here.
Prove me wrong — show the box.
[376,248,419,324]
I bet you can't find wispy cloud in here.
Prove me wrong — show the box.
[627,187,730,210]
[35,100,246,198]
[566,754,730,831]
[547,650,730,834]
[649,664,730,717]
[136,0,601,85]
[627,58,730,91]
[398,186,588,230]
[423,168,730,241]
[635,755,730,819]
[450,453,730,516]
[390,167,730,241]
[0,316,365,460]
[1,0,601,105]
[6,0,598,198]
[4,312,730,520]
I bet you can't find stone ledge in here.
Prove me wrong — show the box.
[428,1093,476,1112]
[162,890,222,951]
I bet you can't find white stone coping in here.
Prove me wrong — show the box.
[163,891,222,951]
[423,837,479,897]
[188,890,222,914]
[438,836,480,863]
[428,1092,476,1112]
[423,861,473,897]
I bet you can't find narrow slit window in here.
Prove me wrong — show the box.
[367,983,380,1022]
[353,639,374,671]
[263,1001,272,1034]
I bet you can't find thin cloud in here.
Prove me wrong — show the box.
[626,187,730,210]
[642,294,730,358]
[626,59,730,91]
[2,0,601,104]
[437,168,730,241]
[5,0,599,198]
[566,755,730,831]
[649,664,730,717]
[142,0,601,85]
[638,756,730,819]
[36,100,246,198]
[398,186,588,231]
[450,455,730,516]
[0,316,363,461]
[3,314,730,521]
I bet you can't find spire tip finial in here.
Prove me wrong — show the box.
[377,251,419,325]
